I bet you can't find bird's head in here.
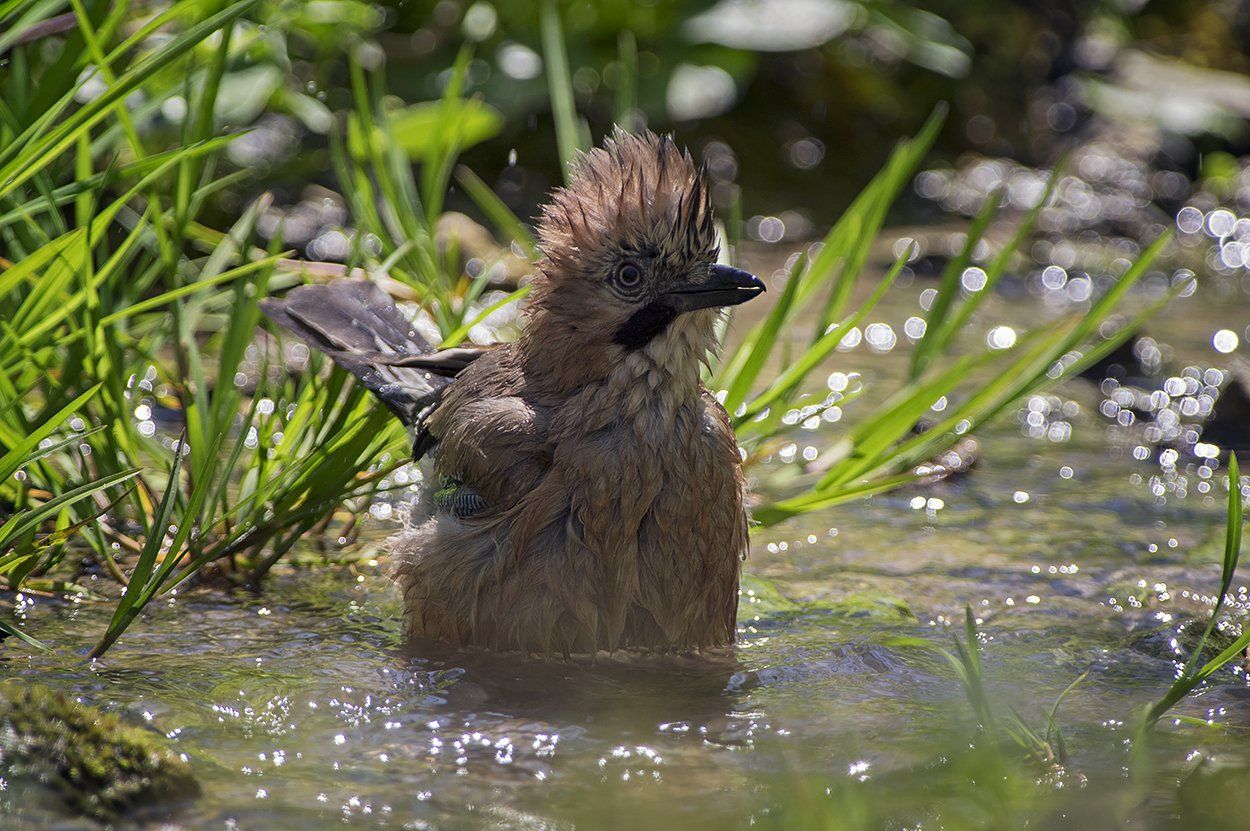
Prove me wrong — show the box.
[526,129,764,371]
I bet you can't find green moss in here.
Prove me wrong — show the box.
[740,573,915,623]
[739,572,804,618]
[0,682,198,822]
[810,591,916,621]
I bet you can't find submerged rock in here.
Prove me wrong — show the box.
[1077,335,1161,388]
[0,682,198,823]
[1197,361,1250,456]
[1126,614,1247,665]
[811,591,916,621]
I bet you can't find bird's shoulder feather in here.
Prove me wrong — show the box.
[423,347,554,510]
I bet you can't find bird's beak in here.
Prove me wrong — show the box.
[666,264,766,312]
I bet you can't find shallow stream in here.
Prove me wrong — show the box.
[6,236,1250,830]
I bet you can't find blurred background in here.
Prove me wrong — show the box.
[198,0,1250,255]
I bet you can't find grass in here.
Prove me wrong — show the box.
[938,455,1247,753]
[0,0,1199,661]
[712,131,1176,524]
[1,1,406,657]
[1139,453,1248,732]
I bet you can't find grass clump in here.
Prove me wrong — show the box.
[0,1,410,656]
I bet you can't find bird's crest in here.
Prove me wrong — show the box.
[536,128,718,278]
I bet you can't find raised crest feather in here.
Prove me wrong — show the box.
[535,129,718,293]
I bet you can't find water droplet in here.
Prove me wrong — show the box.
[1213,329,1239,354]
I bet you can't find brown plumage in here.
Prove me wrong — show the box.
[261,129,765,655]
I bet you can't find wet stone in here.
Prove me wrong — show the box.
[1126,614,1247,665]
[1198,360,1250,456]
[0,682,199,824]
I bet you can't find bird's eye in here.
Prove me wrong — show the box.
[615,262,643,288]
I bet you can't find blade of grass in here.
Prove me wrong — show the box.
[0,384,100,483]
[718,253,804,409]
[0,468,139,551]
[0,0,262,200]
[439,284,531,348]
[540,0,583,179]
[910,185,1002,379]
[453,165,538,258]
[0,617,50,652]
[1140,454,1245,731]
[738,248,909,424]
[88,429,226,659]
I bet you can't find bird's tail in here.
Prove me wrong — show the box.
[260,279,465,427]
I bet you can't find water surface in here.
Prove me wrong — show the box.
[5,245,1250,830]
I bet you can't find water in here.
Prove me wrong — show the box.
[5,252,1250,828]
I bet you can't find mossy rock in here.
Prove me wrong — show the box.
[739,572,804,618]
[739,574,914,623]
[811,591,916,621]
[1127,615,1246,664]
[0,682,198,822]
[1102,579,1153,607]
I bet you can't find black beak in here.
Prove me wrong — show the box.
[666,264,766,312]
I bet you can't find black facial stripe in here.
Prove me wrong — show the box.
[612,300,679,350]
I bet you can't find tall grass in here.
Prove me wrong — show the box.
[0,2,1186,656]
[335,46,528,342]
[1,1,405,656]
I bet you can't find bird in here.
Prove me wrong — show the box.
[260,129,766,656]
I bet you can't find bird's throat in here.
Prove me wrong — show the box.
[612,300,680,350]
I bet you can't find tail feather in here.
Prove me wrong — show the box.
[261,280,455,428]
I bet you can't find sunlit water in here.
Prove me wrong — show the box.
[6,237,1250,829]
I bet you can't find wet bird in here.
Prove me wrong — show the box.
[261,129,766,655]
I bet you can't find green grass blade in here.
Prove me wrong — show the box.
[0,0,262,200]
[0,617,50,652]
[454,165,538,258]
[96,252,288,326]
[910,185,1002,379]
[738,249,908,424]
[1141,454,1245,730]
[719,253,804,410]
[440,285,531,348]
[0,468,139,550]
[1179,453,1243,684]
[540,0,584,179]
[0,383,100,483]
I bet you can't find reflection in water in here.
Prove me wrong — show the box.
[396,637,750,739]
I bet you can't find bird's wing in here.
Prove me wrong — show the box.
[259,278,496,458]
[352,343,499,462]
[261,281,448,424]
[423,388,553,515]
